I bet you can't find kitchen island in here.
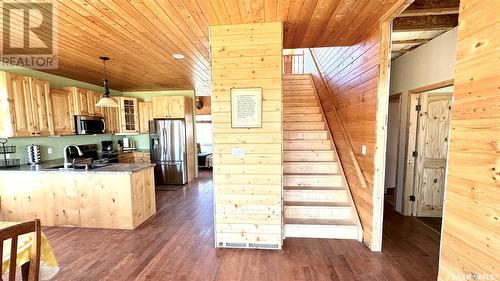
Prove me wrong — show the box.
[0,161,156,229]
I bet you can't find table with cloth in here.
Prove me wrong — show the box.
[1,222,59,280]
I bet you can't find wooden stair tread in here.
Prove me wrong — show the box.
[283,129,325,133]
[284,201,351,207]
[283,160,337,163]
[284,173,341,176]
[283,113,323,117]
[283,140,331,143]
[285,218,356,226]
[283,186,344,191]
[283,150,335,153]
[284,130,327,132]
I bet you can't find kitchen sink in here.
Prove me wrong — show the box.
[43,163,111,171]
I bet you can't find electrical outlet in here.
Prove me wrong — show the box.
[361,144,367,156]
[47,147,53,154]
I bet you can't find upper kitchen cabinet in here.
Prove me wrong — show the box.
[65,87,90,116]
[103,107,119,134]
[88,91,104,117]
[29,77,54,136]
[114,97,139,134]
[49,88,75,135]
[138,101,152,133]
[152,96,189,118]
[64,87,103,116]
[0,72,54,137]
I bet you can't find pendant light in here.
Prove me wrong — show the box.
[96,56,119,107]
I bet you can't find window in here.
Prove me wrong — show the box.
[196,115,212,153]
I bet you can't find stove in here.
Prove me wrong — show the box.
[67,144,118,164]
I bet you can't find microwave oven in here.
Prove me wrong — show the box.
[75,115,106,135]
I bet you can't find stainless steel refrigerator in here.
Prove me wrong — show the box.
[150,119,188,186]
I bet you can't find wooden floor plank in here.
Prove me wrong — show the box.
[42,170,440,281]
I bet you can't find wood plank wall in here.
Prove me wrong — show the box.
[210,22,283,248]
[304,26,382,247]
[438,0,500,279]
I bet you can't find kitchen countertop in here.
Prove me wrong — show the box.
[118,149,150,153]
[0,159,154,174]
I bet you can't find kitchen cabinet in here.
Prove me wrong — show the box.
[29,78,53,136]
[88,91,104,117]
[65,87,90,116]
[114,97,139,134]
[168,96,185,118]
[138,101,152,133]
[0,73,33,137]
[0,72,54,137]
[64,87,103,117]
[103,106,119,134]
[49,88,75,135]
[152,96,188,118]
[118,151,150,163]
[133,151,150,163]
[117,152,134,163]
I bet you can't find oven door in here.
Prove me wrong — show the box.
[75,115,106,134]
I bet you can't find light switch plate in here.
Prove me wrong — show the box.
[361,144,367,156]
[47,147,53,154]
[231,148,245,157]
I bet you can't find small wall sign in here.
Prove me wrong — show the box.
[231,88,262,128]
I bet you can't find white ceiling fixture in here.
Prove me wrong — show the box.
[172,53,185,59]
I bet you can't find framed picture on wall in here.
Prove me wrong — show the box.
[230,88,262,128]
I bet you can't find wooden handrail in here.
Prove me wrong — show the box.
[306,48,368,189]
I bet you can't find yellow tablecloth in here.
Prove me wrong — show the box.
[1,222,59,280]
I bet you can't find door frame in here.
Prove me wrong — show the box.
[386,93,402,208]
[401,80,454,216]
[371,0,414,252]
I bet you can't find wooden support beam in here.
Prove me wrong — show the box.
[392,38,432,45]
[399,7,459,17]
[405,0,460,10]
[393,15,458,31]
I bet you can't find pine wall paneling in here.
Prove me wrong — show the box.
[438,0,500,279]
[210,22,283,248]
[304,26,382,247]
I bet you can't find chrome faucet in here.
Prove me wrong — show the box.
[63,145,83,169]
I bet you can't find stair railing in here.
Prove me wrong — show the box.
[305,48,368,189]
[282,54,304,74]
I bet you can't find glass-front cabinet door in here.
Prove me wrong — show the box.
[118,97,139,134]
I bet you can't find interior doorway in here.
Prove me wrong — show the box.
[384,93,402,208]
[384,81,454,233]
[410,89,452,217]
[402,83,454,232]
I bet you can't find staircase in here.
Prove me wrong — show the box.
[282,74,362,241]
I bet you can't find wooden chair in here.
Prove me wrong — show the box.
[0,220,41,281]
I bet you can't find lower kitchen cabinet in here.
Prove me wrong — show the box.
[118,152,150,164]
[118,153,134,163]
[133,151,151,163]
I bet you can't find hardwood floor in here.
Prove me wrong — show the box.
[43,170,440,281]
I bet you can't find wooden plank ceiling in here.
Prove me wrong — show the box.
[3,0,403,95]
[391,0,459,59]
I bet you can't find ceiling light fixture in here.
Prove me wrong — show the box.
[96,56,119,108]
[172,53,185,59]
